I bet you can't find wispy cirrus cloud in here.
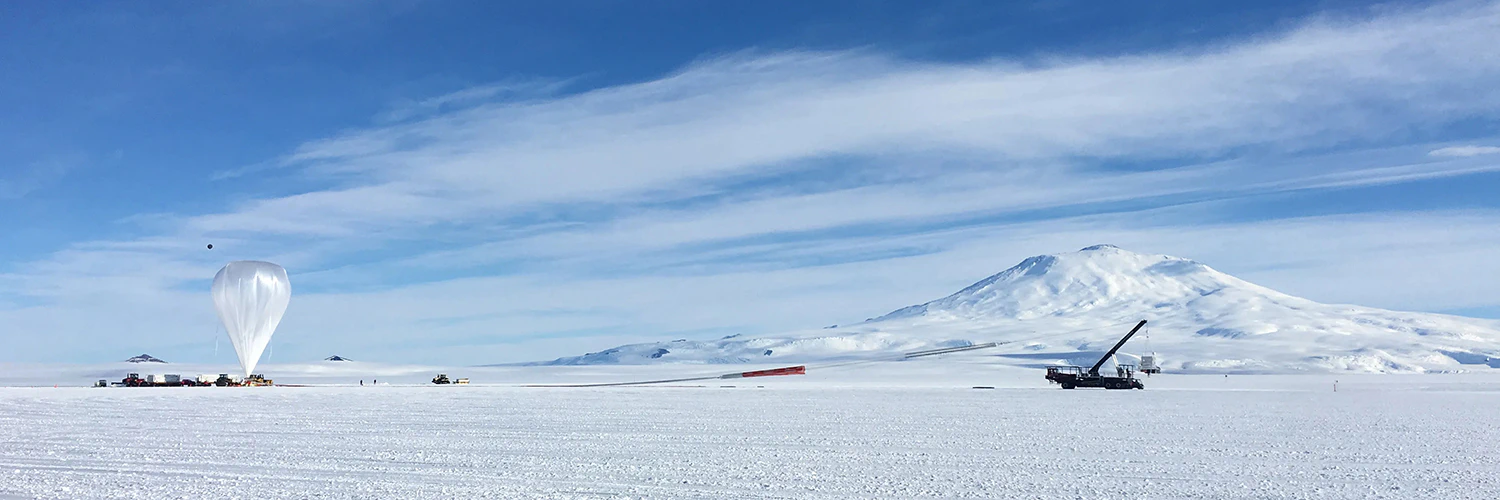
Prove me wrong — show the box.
[374,78,578,124]
[176,0,1500,243]
[1429,145,1500,157]
[0,156,79,200]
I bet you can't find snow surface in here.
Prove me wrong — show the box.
[2,364,1498,499]
[542,245,1500,373]
[5,245,1497,497]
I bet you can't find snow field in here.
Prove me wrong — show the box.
[2,377,1498,499]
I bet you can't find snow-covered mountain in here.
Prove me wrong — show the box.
[536,245,1500,373]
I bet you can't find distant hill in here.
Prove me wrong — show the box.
[324,356,352,361]
[125,354,166,363]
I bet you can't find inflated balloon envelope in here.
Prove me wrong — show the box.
[212,261,291,378]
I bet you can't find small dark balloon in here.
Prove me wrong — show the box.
[207,244,214,250]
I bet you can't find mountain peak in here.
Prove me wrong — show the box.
[125,354,166,363]
[875,245,1280,321]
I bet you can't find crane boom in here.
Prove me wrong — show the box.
[1088,320,1148,376]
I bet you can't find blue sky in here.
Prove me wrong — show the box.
[3,0,1500,365]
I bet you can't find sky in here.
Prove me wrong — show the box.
[3,0,1500,365]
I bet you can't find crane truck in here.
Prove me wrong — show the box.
[1045,320,1148,390]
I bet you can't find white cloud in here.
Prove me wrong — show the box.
[1428,145,1500,157]
[0,156,78,200]
[374,79,576,123]
[183,0,1500,238]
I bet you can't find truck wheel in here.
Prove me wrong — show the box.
[1061,383,1075,389]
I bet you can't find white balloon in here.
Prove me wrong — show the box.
[212,261,291,378]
